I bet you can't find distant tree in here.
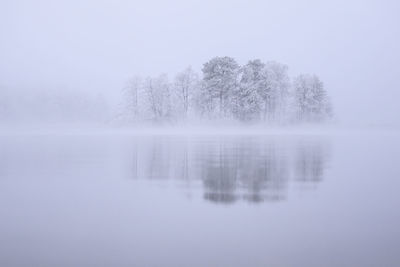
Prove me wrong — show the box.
[234,59,266,121]
[143,74,172,122]
[201,56,239,118]
[122,76,142,122]
[261,61,290,122]
[173,66,199,120]
[293,74,332,122]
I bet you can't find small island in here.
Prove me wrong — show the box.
[120,56,332,125]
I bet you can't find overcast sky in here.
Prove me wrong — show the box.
[1,0,399,126]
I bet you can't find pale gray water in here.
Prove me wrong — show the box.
[0,133,399,267]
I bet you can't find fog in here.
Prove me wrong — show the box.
[1,1,400,267]
[1,0,400,127]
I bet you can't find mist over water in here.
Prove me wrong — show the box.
[1,133,400,266]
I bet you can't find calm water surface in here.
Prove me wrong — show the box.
[0,133,399,266]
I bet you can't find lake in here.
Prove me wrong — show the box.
[0,131,399,266]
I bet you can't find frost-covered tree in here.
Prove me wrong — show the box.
[143,74,172,122]
[232,60,290,123]
[121,76,142,122]
[261,61,290,122]
[173,66,199,120]
[293,74,332,122]
[200,56,239,118]
[233,59,266,121]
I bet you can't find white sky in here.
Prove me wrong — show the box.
[1,0,399,125]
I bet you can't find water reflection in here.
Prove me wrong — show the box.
[295,141,328,183]
[130,137,331,204]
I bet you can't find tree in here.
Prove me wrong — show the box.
[122,76,142,122]
[201,56,239,118]
[173,66,199,120]
[261,61,290,122]
[143,74,172,122]
[234,59,265,121]
[293,74,332,122]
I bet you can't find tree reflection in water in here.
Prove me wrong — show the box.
[130,136,330,204]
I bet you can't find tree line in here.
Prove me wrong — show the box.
[120,56,332,124]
